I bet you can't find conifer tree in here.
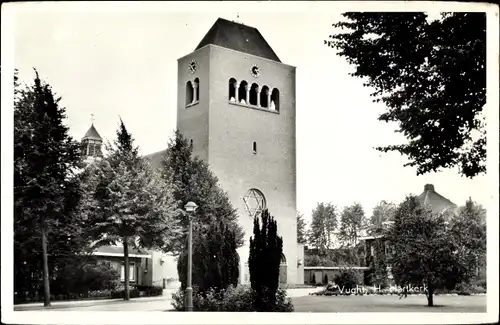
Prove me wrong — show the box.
[248,209,283,311]
[14,70,82,306]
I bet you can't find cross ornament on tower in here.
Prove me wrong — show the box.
[90,113,95,125]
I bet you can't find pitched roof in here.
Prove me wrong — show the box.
[82,124,102,141]
[94,245,151,258]
[417,184,457,214]
[195,18,281,62]
[144,149,167,170]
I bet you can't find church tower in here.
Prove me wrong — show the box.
[81,123,103,163]
[177,18,298,284]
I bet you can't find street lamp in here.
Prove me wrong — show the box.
[184,201,198,312]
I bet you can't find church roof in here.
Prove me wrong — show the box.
[144,149,167,170]
[195,18,281,62]
[417,184,457,214]
[82,124,102,141]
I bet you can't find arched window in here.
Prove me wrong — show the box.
[194,78,200,102]
[252,141,257,154]
[280,253,287,264]
[270,88,280,111]
[190,139,193,147]
[238,81,248,105]
[228,78,237,102]
[260,86,269,108]
[249,83,259,106]
[185,81,194,106]
[242,188,266,218]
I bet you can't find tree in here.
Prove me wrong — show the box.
[248,209,283,311]
[160,131,244,294]
[160,131,244,251]
[368,200,396,235]
[14,70,83,306]
[308,202,338,252]
[80,120,179,300]
[296,212,308,244]
[338,203,367,248]
[387,196,466,307]
[450,199,487,282]
[326,13,486,178]
[177,219,239,293]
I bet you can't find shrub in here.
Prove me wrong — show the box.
[172,285,293,312]
[136,285,163,296]
[333,268,360,292]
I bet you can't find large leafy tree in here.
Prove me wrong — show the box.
[338,203,367,248]
[326,13,486,178]
[308,202,338,252]
[14,70,83,306]
[248,209,283,311]
[80,120,179,300]
[160,131,244,254]
[160,131,244,294]
[387,196,467,307]
[296,212,308,245]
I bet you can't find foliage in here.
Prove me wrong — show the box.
[50,258,119,296]
[160,131,244,255]
[338,203,367,247]
[14,70,85,306]
[308,202,338,251]
[326,13,486,178]
[249,209,284,311]
[172,285,293,312]
[177,219,239,293]
[368,201,396,235]
[80,120,179,300]
[296,212,308,244]
[333,268,361,292]
[449,199,487,282]
[387,196,470,307]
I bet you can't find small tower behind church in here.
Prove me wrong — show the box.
[81,123,103,163]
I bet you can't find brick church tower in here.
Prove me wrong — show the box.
[176,18,298,284]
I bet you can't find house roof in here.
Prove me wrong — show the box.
[94,245,151,258]
[195,18,281,62]
[82,124,102,141]
[417,184,457,214]
[144,149,167,170]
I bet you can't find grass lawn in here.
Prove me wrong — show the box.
[292,294,486,312]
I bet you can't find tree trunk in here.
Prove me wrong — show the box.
[123,237,130,301]
[427,288,434,307]
[41,226,51,307]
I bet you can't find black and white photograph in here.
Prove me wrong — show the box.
[1,1,498,324]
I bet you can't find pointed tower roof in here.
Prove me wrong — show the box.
[195,18,281,62]
[417,184,457,214]
[82,124,102,141]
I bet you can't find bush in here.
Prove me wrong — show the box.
[136,285,163,297]
[333,268,360,292]
[172,285,293,312]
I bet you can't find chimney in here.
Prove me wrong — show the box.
[424,184,435,192]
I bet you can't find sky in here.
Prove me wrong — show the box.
[8,2,493,225]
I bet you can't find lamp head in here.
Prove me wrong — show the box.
[184,201,198,213]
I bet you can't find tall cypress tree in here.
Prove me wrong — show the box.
[248,209,283,311]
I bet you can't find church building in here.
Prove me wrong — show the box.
[148,17,302,285]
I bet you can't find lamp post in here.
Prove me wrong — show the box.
[184,201,198,312]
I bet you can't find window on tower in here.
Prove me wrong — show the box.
[271,88,280,112]
[186,81,194,106]
[260,85,269,108]
[238,81,248,105]
[228,78,237,102]
[194,78,200,102]
[253,141,257,154]
[249,83,259,106]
